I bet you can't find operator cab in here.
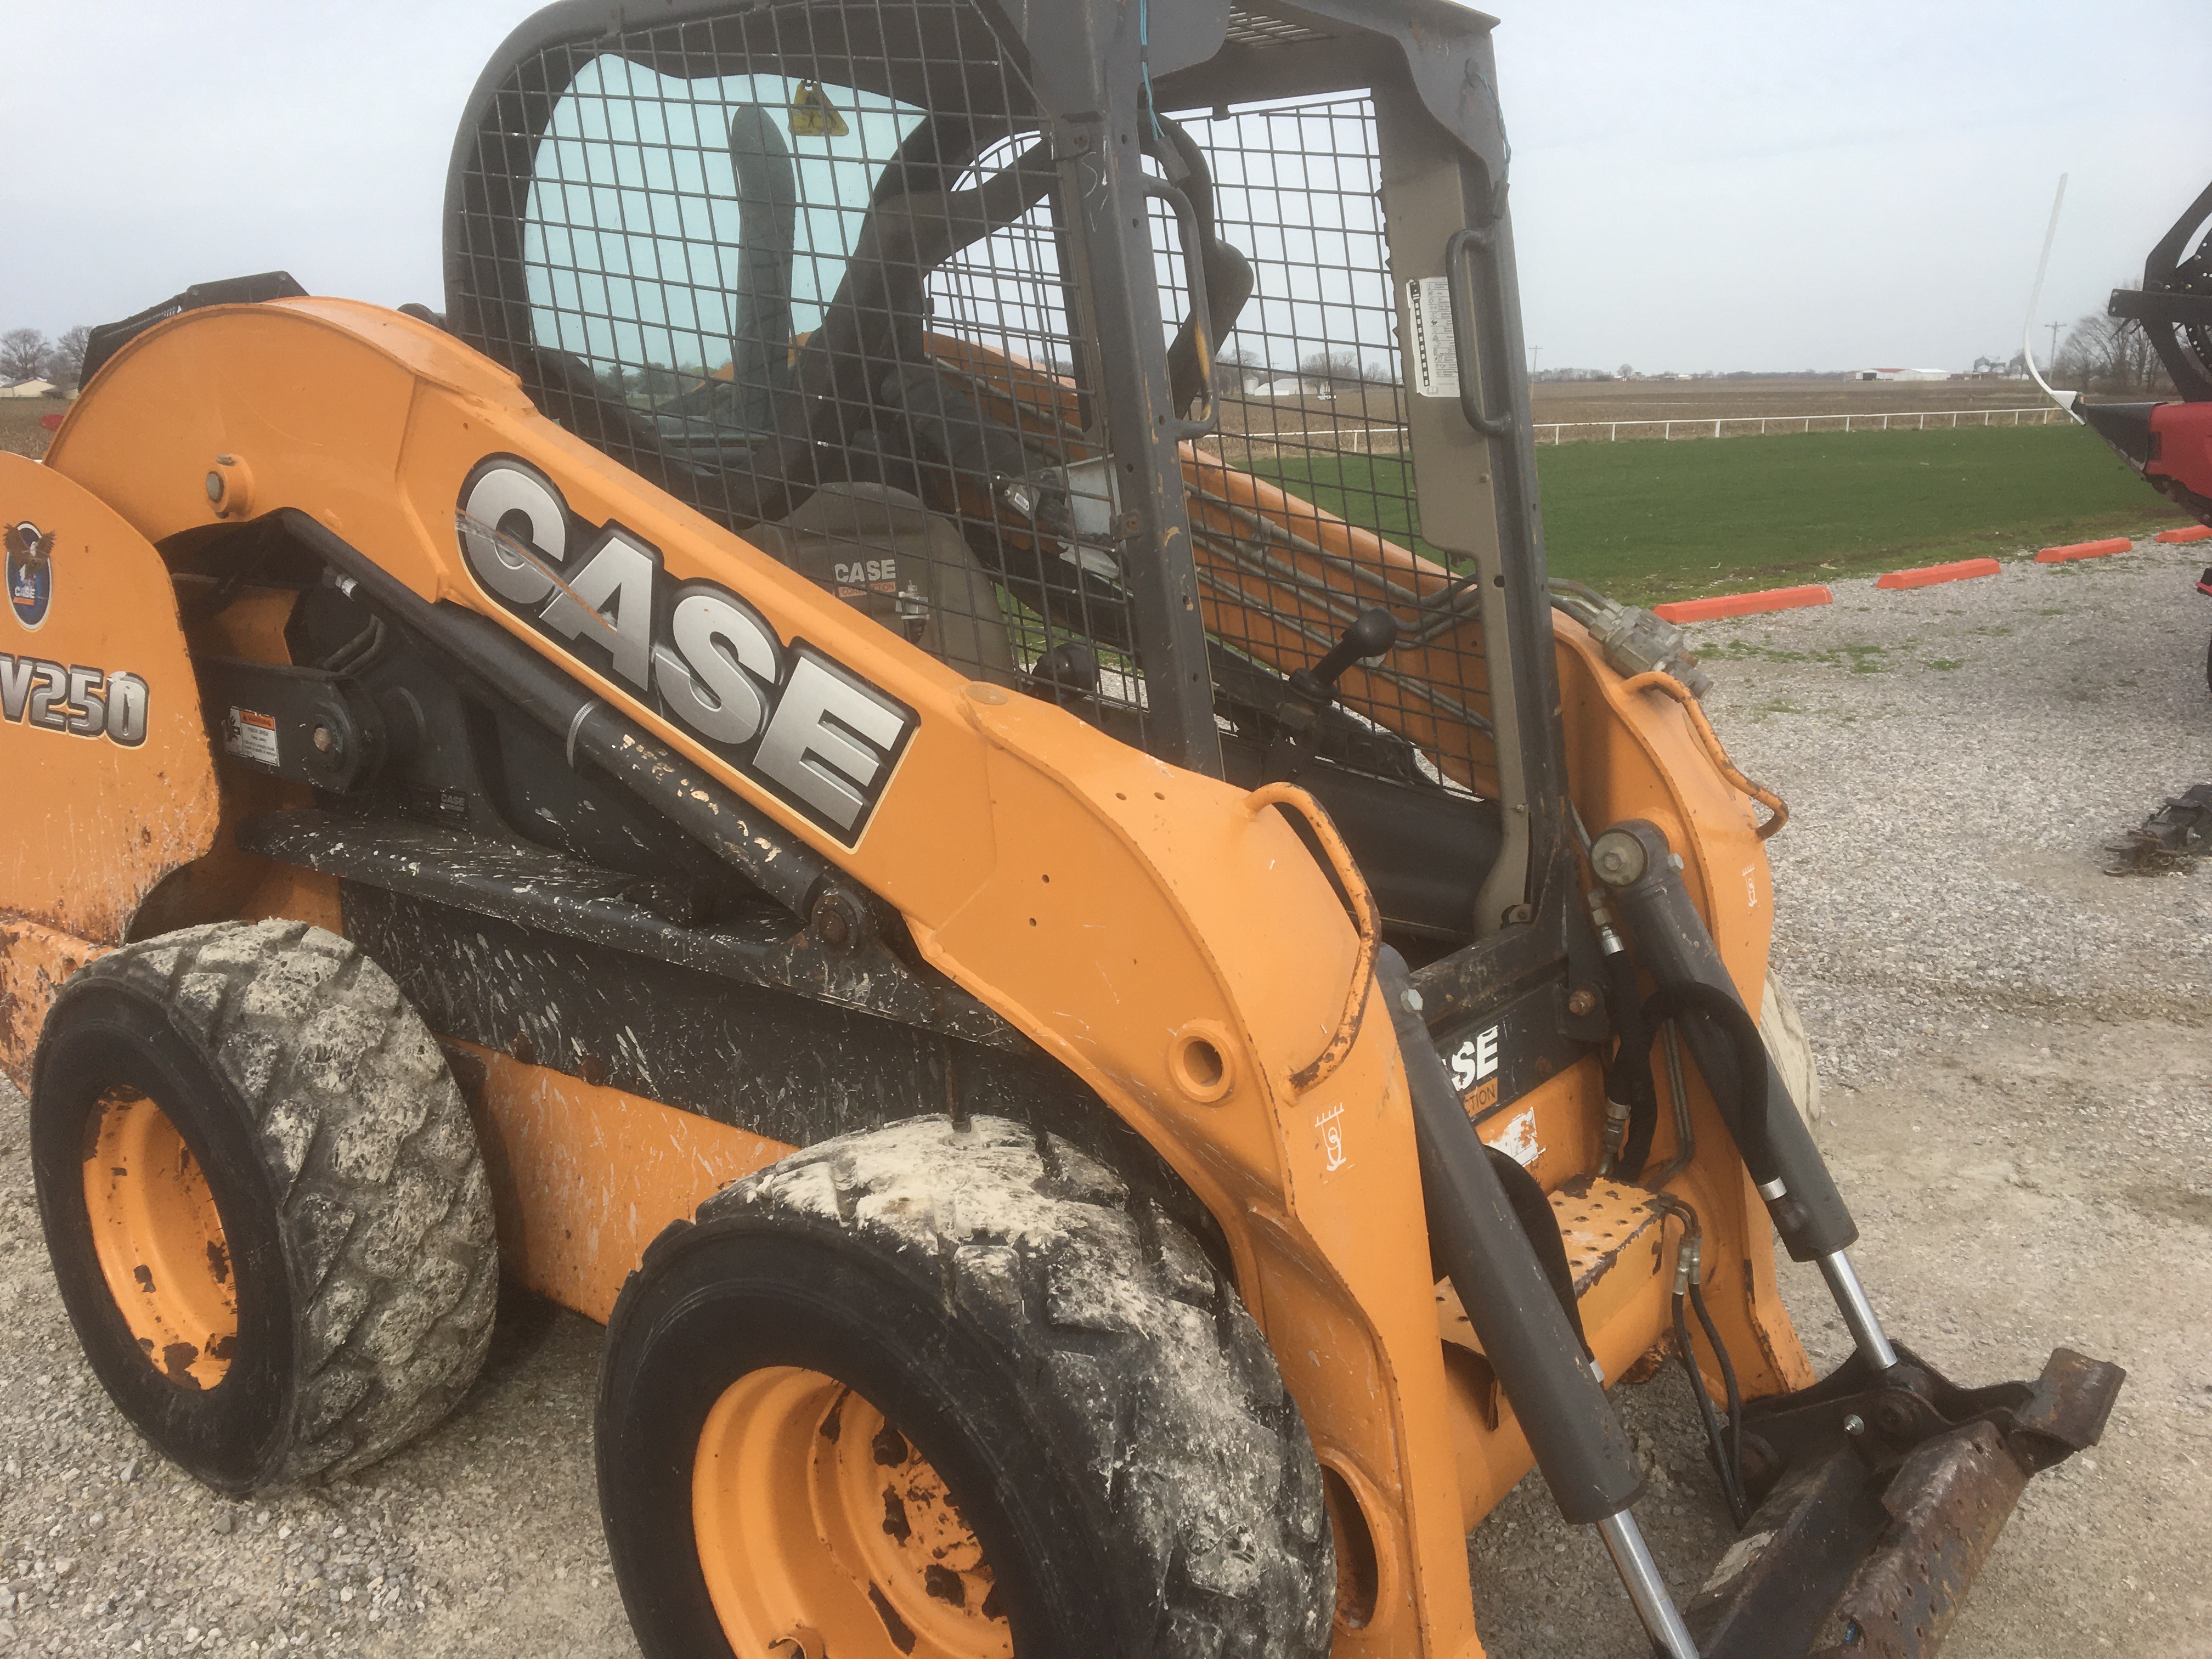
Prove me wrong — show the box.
[444,0,1565,984]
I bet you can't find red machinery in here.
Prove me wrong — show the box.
[2083,180,2212,527]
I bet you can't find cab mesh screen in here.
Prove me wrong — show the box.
[450,1,1494,797]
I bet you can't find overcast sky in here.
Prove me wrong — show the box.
[4,1,2208,375]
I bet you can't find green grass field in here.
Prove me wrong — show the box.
[1261,425,2192,605]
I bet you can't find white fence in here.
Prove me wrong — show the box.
[1209,406,2070,458]
[1533,406,2069,444]
[1212,425,1404,455]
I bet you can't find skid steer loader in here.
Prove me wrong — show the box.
[3,4,2121,1655]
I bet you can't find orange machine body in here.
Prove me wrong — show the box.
[4,298,1808,1659]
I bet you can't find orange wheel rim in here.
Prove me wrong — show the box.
[81,1088,238,1390]
[692,1366,1013,1659]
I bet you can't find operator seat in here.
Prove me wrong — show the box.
[748,482,1019,689]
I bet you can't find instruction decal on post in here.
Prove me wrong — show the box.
[1407,276,1461,399]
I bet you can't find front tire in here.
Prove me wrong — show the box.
[1759,971,1821,1128]
[30,920,498,1493]
[597,1115,1334,1659]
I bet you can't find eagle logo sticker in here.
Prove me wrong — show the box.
[7,521,55,630]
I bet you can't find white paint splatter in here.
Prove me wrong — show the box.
[1495,1105,1541,1167]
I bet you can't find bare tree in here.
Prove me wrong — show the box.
[1214,340,1264,396]
[0,328,52,382]
[47,325,93,388]
[1297,349,1365,392]
[2057,312,2168,394]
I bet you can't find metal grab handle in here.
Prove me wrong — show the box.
[1244,781,1379,1093]
[1620,670,1791,839]
[1444,226,1514,441]
[1143,177,1221,441]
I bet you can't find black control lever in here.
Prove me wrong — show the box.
[1022,640,1101,711]
[1290,607,1398,704]
[1267,609,1401,783]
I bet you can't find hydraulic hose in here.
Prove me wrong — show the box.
[1601,946,1660,1180]
[1689,1273,1748,1526]
[1653,1198,1750,1528]
[1641,979,1773,1186]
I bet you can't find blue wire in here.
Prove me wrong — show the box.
[1138,0,1165,142]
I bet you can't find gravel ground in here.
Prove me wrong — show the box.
[4,537,2209,1656]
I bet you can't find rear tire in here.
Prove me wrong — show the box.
[597,1114,1334,1659]
[30,919,498,1493]
[1759,972,1821,1128]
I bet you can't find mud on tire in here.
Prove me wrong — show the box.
[598,1114,1335,1659]
[30,919,498,1493]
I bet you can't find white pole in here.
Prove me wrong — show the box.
[2021,174,2083,423]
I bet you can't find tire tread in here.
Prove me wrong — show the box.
[72,920,496,1485]
[690,1114,1334,1659]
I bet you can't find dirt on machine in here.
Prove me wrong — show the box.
[3,4,2121,1657]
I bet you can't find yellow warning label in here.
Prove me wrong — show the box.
[789,80,850,139]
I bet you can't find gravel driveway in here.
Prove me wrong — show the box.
[4,537,2208,1657]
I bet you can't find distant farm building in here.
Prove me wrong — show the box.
[1858,368,1955,382]
[0,378,59,399]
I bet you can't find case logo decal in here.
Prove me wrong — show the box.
[455,457,916,845]
[7,521,55,630]
[0,652,150,746]
[1449,1025,1500,1092]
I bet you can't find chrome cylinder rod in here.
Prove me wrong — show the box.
[1818,1249,1899,1371]
[1596,1510,1701,1659]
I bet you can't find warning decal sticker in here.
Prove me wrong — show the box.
[1407,276,1461,399]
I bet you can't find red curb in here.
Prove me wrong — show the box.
[2156,524,2212,544]
[2034,537,2133,563]
[1652,585,1833,623]
[1874,557,2002,590]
